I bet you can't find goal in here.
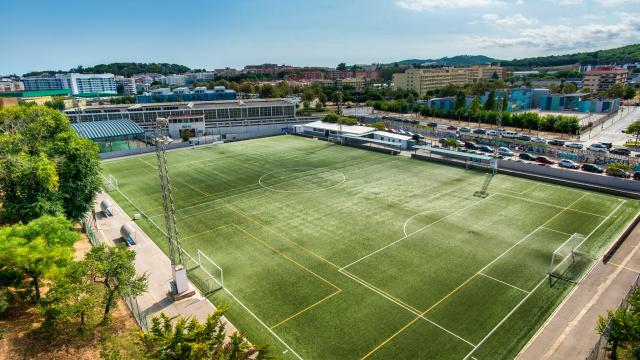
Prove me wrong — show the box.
[184,250,223,294]
[549,233,593,284]
[101,173,118,192]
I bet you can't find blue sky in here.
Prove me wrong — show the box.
[1,0,639,75]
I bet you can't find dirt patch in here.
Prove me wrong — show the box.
[0,297,141,360]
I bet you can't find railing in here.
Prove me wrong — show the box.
[586,274,640,360]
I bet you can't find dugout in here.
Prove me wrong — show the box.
[119,222,137,247]
[100,199,114,217]
[340,134,404,154]
[70,119,145,153]
[413,146,494,171]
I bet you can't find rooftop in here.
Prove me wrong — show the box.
[303,121,376,135]
[64,98,295,113]
[71,119,144,140]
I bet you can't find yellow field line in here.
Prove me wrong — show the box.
[342,269,421,313]
[181,224,234,241]
[606,261,640,274]
[141,167,178,191]
[169,173,208,196]
[232,224,340,291]
[520,183,540,195]
[541,193,588,228]
[227,206,341,269]
[361,273,479,360]
[270,290,342,330]
[497,192,565,210]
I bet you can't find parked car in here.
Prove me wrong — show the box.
[581,163,605,173]
[610,148,631,156]
[439,138,446,144]
[473,128,486,134]
[427,121,438,127]
[487,130,499,136]
[607,167,631,178]
[460,126,471,132]
[447,125,457,130]
[397,130,406,135]
[498,147,514,156]
[503,131,519,138]
[548,140,565,146]
[406,132,415,137]
[464,141,479,150]
[536,156,555,164]
[532,137,547,143]
[411,119,420,125]
[388,129,397,134]
[496,128,506,134]
[599,142,613,149]
[566,143,583,149]
[479,145,494,153]
[634,172,640,181]
[558,159,580,169]
[587,143,608,152]
[519,153,538,161]
[517,135,532,141]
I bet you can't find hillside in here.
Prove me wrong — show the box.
[501,43,640,69]
[23,62,192,77]
[388,55,500,67]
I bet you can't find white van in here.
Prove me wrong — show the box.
[502,131,519,139]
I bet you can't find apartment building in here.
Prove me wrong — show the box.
[393,65,505,96]
[583,67,628,93]
[22,73,117,94]
[114,77,137,95]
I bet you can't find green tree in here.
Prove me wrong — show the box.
[318,92,328,106]
[321,113,340,123]
[44,99,66,111]
[420,106,432,117]
[406,94,416,104]
[0,216,80,300]
[337,63,347,71]
[469,95,481,117]
[137,305,273,360]
[411,104,421,116]
[303,101,311,109]
[563,82,577,94]
[453,90,467,113]
[596,307,635,360]
[443,138,460,149]
[440,84,459,97]
[549,83,562,94]
[624,86,637,100]
[607,83,625,98]
[239,83,254,94]
[366,122,386,131]
[626,120,640,145]
[315,102,323,110]
[483,90,496,111]
[492,71,499,80]
[84,244,148,324]
[302,89,315,102]
[258,83,278,99]
[501,94,508,112]
[522,112,541,133]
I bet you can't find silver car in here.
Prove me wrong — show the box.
[532,138,546,143]
[558,159,580,169]
[498,147,514,156]
[566,143,583,149]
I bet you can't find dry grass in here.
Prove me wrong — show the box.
[0,238,143,360]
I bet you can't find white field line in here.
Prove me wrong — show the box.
[478,272,530,294]
[493,172,619,200]
[341,194,497,271]
[138,158,156,169]
[479,227,542,274]
[338,269,476,348]
[403,209,460,237]
[540,227,573,237]
[463,199,627,360]
[496,193,606,218]
[111,186,303,359]
[146,155,394,219]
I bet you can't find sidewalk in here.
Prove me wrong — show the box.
[517,219,640,359]
[88,191,238,335]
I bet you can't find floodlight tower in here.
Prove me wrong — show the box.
[496,94,505,128]
[153,118,189,295]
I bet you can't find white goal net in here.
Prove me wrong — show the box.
[549,233,592,284]
[184,250,223,294]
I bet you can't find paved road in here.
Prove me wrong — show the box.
[583,106,640,147]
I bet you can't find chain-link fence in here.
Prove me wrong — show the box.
[586,274,640,360]
[80,218,101,247]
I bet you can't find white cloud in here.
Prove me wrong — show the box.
[541,0,583,4]
[516,0,524,4]
[396,0,505,11]
[583,14,603,20]
[594,0,639,6]
[476,12,640,52]
[482,13,539,26]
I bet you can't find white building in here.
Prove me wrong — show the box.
[372,131,412,149]
[166,74,187,86]
[296,121,375,138]
[114,77,137,94]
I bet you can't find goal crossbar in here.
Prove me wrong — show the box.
[185,250,223,294]
[549,233,590,284]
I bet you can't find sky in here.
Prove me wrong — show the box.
[1,0,639,76]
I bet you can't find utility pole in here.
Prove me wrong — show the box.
[153,118,190,296]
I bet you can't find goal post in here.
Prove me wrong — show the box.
[99,172,118,192]
[549,233,593,284]
[184,250,223,294]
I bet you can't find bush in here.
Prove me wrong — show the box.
[179,130,190,142]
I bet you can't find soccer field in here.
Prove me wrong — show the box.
[101,135,640,360]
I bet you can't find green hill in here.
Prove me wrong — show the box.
[501,43,640,69]
[387,55,500,67]
[23,62,192,77]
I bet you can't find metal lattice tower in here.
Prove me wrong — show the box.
[496,94,505,128]
[153,118,184,267]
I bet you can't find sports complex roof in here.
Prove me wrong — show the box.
[71,119,144,140]
[414,146,492,161]
[340,134,402,147]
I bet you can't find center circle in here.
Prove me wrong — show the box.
[258,167,346,192]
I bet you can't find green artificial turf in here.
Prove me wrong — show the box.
[101,135,640,360]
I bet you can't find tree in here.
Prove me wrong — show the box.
[467,80,492,96]
[549,83,562,94]
[596,307,634,360]
[44,99,66,111]
[0,106,101,222]
[440,84,459,97]
[453,90,467,113]
[443,138,460,149]
[469,95,481,117]
[579,87,594,99]
[502,94,508,112]
[337,63,347,71]
[626,120,640,145]
[483,90,496,111]
[492,71,499,80]
[239,83,254,94]
[406,94,415,104]
[84,244,148,324]
[624,86,637,101]
[315,102,323,110]
[366,122,386,131]
[303,101,311,109]
[563,82,577,94]
[607,83,625,99]
[258,83,278,99]
[302,89,315,102]
[318,92,328,106]
[137,305,273,360]
[0,216,80,300]
[321,113,340,123]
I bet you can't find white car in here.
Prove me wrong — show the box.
[558,159,580,169]
[397,130,406,135]
[566,143,583,149]
[587,143,608,152]
[487,130,499,136]
[498,147,514,156]
[532,138,546,143]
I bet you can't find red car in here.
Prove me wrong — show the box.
[447,125,457,130]
[535,156,555,164]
